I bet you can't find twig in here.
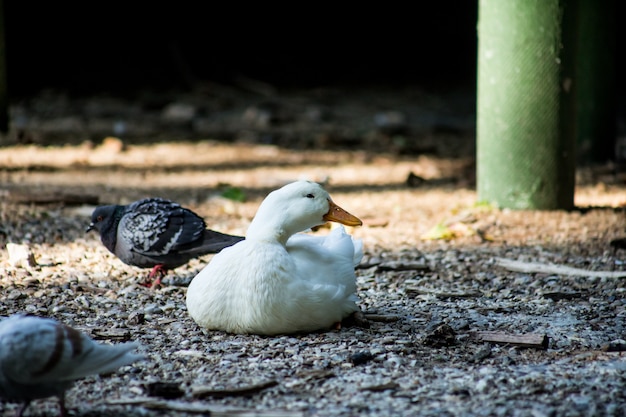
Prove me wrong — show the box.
[495,258,626,278]
[360,381,399,392]
[377,261,430,272]
[405,286,482,299]
[363,314,401,322]
[107,398,303,416]
[191,380,278,399]
[472,331,549,349]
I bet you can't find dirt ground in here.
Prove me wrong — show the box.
[0,87,625,416]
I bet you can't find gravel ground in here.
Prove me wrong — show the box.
[1,88,626,416]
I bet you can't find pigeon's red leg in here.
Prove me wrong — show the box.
[149,274,163,288]
[141,264,166,287]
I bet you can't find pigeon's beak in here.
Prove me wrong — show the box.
[86,223,95,233]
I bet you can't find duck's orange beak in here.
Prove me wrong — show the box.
[323,199,363,226]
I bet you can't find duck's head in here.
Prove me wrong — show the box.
[246,181,362,243]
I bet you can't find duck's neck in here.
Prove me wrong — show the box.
[246,217,293,246]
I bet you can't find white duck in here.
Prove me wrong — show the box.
[186,180,364,335]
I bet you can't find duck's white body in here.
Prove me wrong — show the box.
[186,181,363,335]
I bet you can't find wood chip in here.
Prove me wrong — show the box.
[472,331,549,350]
[90,328,132,341]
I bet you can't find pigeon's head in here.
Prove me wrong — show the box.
[86,205,120,234]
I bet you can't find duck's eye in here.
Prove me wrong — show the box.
[305,193,315,199]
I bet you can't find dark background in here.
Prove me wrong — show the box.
[3,3,479,97]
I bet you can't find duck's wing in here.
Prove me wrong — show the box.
[286,226,361,291]
[319,225,363,266]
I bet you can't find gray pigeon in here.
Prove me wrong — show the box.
[86,197,244,287]
[0,314,143,417]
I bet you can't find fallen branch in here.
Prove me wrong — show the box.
[472,331,549,349]
[495,258,626,278]
[377,261,430,272]
[363,314,401,322]
[107,397,303,416]
[405,286,482,299]
[360,381,399,392]
[191,380,278,399]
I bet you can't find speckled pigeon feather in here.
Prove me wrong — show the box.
[119,198,206,256]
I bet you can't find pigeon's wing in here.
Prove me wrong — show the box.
[176,228,245,255]
[0,315,62,384]
[119,198,206,257]
[0,315,142,384]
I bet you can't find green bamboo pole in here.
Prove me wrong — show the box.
[476,0,575,210]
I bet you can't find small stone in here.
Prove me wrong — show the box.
[144,304,163,315]
[7,290,25,300]
[349,350,375,365]
[6,243,37,268]
[127,311,145,325]
[422,323,456,347]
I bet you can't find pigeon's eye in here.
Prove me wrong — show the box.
[97,215,103,222]
[305,193,315,199]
